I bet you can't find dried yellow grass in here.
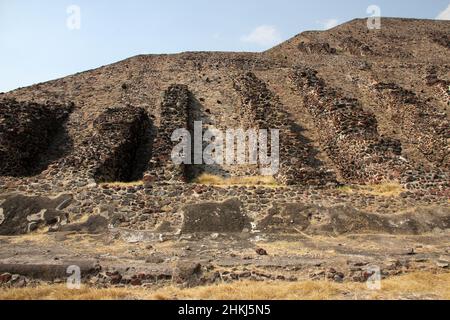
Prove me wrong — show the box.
[99,181,143,187]
[0,285,142,300]
[2,233,51,245]
[338,182,405,197]
[195,174,278,187]
[367,271,450,300]
[1,272,448,300]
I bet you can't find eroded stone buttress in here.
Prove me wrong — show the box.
[0,98,73,177]
[289,67,406,184]
[0,208,4,225]
[425,69,450,107]
[233,72,337,186]
[149,84,201,183]
[91,105,154,183]
[372,82,450,169]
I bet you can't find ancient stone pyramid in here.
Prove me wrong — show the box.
[0,18,448,188]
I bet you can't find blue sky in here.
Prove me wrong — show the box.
[0,0,449,92]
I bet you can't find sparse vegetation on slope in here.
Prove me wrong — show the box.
[99,181,144,188]
[195,174,278,187]
[338,182,405,197]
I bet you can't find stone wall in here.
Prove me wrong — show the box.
[372,82,449,169]
[0,99,73,177]
[233,72,337,186]
[290,67,405,184]
[2,180,449,236]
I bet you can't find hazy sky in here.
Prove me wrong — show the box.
[0,0,449,92]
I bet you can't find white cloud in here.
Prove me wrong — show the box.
[317,19,339,30]
[240,25,282,47]
[436,3,450,20]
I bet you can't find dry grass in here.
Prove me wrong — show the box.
[338,182,405,197]
[367,272,450,300]
[3,233,52,245]
[153,280,343,300]
[1,272,448,300]
[195,174,278,187]
[99,181,143,187]
[0,285,145,300]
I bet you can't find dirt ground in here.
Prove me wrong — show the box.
[0,227,449,300]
